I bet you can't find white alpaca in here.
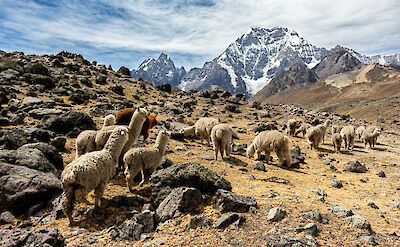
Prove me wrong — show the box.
[179,125,195,137]
[340,125,356,151]
[332,133,342,153]
[95,107,148,167]
[355,126,366,140]
[210,124,233,160]
[194,117,219,145]
[331,125,342,135]
[62,126,129,226]
[305,120,331,149]
[294,123,311,138]
[123,130,170,190]
[287,119,301,136]
[247,130,292,167]
[362,127,381,148]
[75,114,117,158]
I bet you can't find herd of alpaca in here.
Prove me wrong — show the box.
[61,108,383,225]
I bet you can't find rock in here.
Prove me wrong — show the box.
[25,62,50,76]
[263,176,290,184]
[251,161,266,171]
[40,111,96,137]
[347,215,371,230]
[267,207,286,222]
[252,122,277,133]
[50,136,66,151]
[0,163,62,216]
[107,195,145,209]
[21,96,44,107]
[117,66,131,76]
[387,199,400,210]
[344,160,367,173]
[377,171,386,178]
[111,84,124,96]
[225,104,240,113]
[24,74,56,89]
[290,145,306,167]
[213,189,257,213]
[328,179,343,188]
[156,187,202,222]
[309,188,327,197]
[266,235,319,247]
[118,219,144,241]
[17,142,63,170]
[135,210,156,233]
[185,215,211,230]
[367,202,379,209]
[214,212,245,229]
[296,223,318,236]
[0,227,65,247]
[0,127,55,150]
[156,84,172,93]
[0,211,16,224]
[304,209,325,223]
[331,206,353,217]
[359,235,378,246]
[28,108,65,119]
[150,163,232,206]
[0,149,57,173]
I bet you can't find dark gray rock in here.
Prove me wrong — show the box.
[0,127,55,150]
[214,212,245,229]
[295,223,318,236]
[267,207,286,222]
[0,227,65,247]
[266,234,319,247]
[40,111,96,137]
[328,179,343,188]
[251,161,266,171]
[17,142,63,170]
[359,235,378,246]
[213,189,257,213]
[185,215,211,230]
[50,136,66,151]
[156,187,202,222]
[290,145,306,167]
[377,171,386,178]
[0,162,62,216]
[150,163,232,206]
[0,149,56,173]
[118,219,144,241]
[331,206,353,217]
[0,211,16,224]
[367,202,379,209]
[347,215,371,230]
[344,160,367,173]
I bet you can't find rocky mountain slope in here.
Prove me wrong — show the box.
[1,51,399,246]
[131,53,186,87]
[256,64,400,124]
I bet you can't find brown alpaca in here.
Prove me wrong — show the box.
[115,108,158,141]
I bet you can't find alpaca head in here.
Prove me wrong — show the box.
[103,114,116,127]
[324,119,331,127]
[246,144,255,158]
[155,130,171,151]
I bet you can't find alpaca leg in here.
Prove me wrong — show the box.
[138,170,145,187]
[264,151,271,164]
[284,148,292,167]
[220,137,230,160]
[63,187,76,226]
[125,165,142,191]
[276,150,285,166]
[94,183,106,209]
[226,142,232,157]
[213,139,220,161]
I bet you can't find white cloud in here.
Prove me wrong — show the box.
[1,0,399,68]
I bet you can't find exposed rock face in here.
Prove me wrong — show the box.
[40,111,96,137]
[156,187,202,222]
[0,127,56,150]
[214,212,246,229]
[213,189,257,213]
[0,227,65,247]
[313,45,362,79]
[131,53,186,87]
[150,163,232,206]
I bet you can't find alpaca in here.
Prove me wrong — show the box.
[247,130,292,167]
[294,123,311,138]
[287,119,301,136]
[210,124,233,160]
[179,125,196,137]
[355,126,366,140]
[62,126,129,226]
[123,130,170,190]
[332,133,343,153]
[362,127,381,148]
[115,107,157,141]
[194,117,219,145]
[331,125,342,135]
[319,120,331,144]
[75,114,116,158]
[340,125,356,151]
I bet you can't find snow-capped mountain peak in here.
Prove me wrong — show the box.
[179,26,328,95]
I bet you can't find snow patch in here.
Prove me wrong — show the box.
[243,76,272,95]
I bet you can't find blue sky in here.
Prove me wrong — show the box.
[0,0,399,70]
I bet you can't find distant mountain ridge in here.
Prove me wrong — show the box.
[131,26,400,96]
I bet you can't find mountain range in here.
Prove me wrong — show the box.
[131,26,400,97]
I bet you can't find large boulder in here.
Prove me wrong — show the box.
[0,149,56,173]
[24,63,50,76]
[115,210,156,241]
[0,227,65,247]
[24,74,56,89]
[117,66,131,76]
[0,162,62,215]
[213,189,257,213]
[40,111,96,137]
[0,127,55,150]
[150,163,232,206]
[156,187,202,222]
[17,142,63,170]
